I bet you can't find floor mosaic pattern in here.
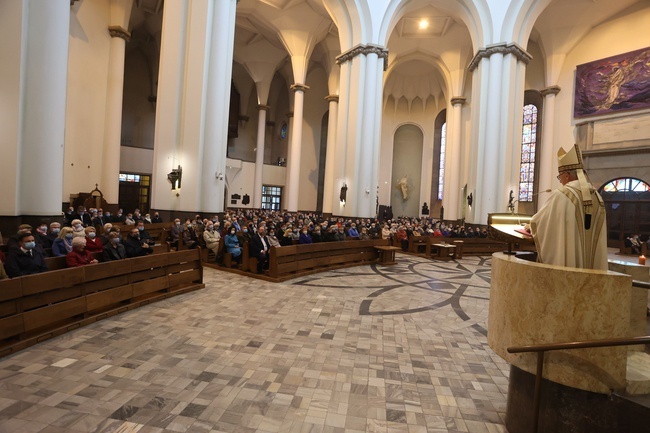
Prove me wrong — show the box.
[0,254,509,433]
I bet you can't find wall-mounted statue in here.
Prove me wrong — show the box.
[397,175,409,200]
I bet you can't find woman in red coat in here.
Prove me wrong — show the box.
[84,226,104,253]
[66,237,99,267]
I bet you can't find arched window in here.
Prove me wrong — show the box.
[438,122,446,200]
[599,177,650,247]
[519,104,538,201]
[601,178,650,195]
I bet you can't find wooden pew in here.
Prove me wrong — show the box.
[268,239,389,281]
[408,235,430,253]
[110,222,171,244]
[0,249,204,357]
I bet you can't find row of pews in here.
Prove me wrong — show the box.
[0,249,204,357]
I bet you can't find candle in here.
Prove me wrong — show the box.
[639,255,646,266]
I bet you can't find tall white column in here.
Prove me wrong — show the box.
[333,44,387,217]
[101,26,130,205]
[200,0,237,213]
[355,51,383,218]
[468,43,531,223]
[444,97,466,221]
[253,105,269,208]
[151,0,188,213]
[285,84,308,212]
[538,85,561,209]
[19,0,70,215]
[322,95,338,214]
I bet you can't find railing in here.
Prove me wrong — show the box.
[507,280,650,433]
[508,334,650,433]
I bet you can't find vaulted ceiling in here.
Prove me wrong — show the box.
[125,0,649,113]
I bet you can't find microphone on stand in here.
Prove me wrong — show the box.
[508,189,552,213]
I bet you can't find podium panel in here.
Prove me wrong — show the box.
[488,253,632,394]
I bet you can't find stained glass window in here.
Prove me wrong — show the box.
[437,123,446,200]
[602,178,650,193]
[519,104,538,201]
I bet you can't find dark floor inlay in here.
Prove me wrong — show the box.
[109,404,140,420]
[386,409,407,423]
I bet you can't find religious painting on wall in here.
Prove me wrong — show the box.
[574,46,650,118]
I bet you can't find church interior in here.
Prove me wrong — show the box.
[1,0,650,432]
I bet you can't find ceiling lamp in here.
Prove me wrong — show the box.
[419,19,429,30]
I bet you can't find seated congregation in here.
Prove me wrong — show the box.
[0,205,496,280]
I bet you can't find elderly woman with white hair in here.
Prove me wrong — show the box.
[70,219,86,238]
[66,237,99,268]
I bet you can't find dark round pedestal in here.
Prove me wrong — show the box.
[506,365,648,433]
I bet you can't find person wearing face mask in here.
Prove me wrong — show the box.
[240,225,253,244]
[334,227,346,242]
[103,232,127,261]
[32,222,53,249]
[113,209,126,224]
[203,223,221,261]
[4,232,49,278]
[70,219,86,238]
[290,227,300,242]
[152,212,163,223]
[224,227,242,266]
[83,226,104,253]
[249,226,271,274]
[45,222,62,248]
[66,237,99,267]
[136,221,154,245]
[52,227,75,256]
[347,223,360,239]
[311,226,322,243]
[298,226,313,244]
[170,218,183,249]
[124,228,153,258]
[124,213,136,225]
[182,219,199,249]
[267,228,281,248]
[76,206,92,226]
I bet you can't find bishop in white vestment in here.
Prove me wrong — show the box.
[530,145,608,270]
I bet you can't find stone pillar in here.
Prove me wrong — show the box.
[285,84,309,212]
[468,43,531,223]
[18,0,70,215]
[151,0,187,213]
[253,105,270,208]
[444,97,466,221]
[101,25,130,205]
[538,85,561,209]
[333,44,388,217]
[322,95,339,214]
[200,0,237,213]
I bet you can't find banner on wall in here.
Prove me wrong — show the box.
[574,46,650,118]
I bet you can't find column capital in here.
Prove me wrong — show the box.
[290,83,310,93]
[336,44,389,71]
[325,95,339,103]
[541,85,561,97]
[108,26,131,42]
[468,42,532,72]
[450,96,467,106]
[258,104,270,111]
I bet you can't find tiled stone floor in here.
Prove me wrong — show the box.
[0,254,510,433]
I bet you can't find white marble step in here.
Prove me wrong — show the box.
[626,351,650,395]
